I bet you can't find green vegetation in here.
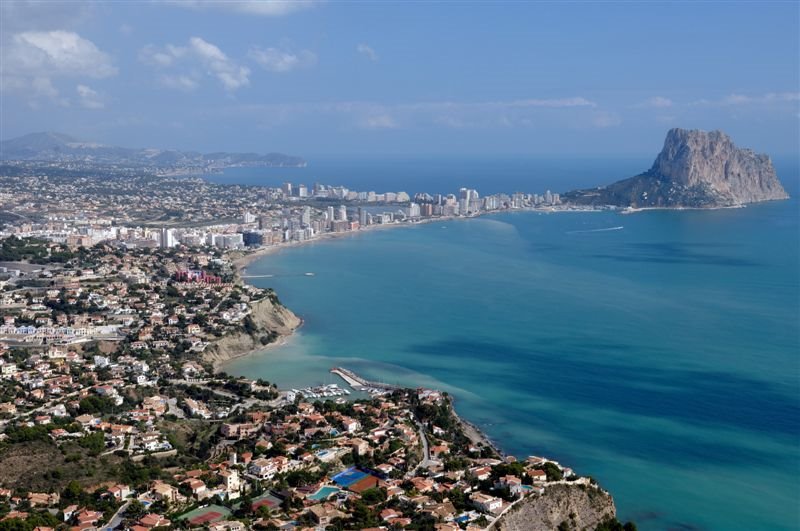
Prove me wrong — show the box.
[539,461,563,482]
[78,395,118,415]
[0,236,74,263]
[595,517,638,531]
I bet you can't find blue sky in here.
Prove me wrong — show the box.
[1,1,798,156]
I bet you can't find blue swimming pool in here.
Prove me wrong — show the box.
[308,486,341,501]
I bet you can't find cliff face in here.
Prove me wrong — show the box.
[495,484,616,531]
[204,296,301,368]
[564,128,788,208]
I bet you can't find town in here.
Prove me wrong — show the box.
[0,164,632,531]
[0,161,585,254]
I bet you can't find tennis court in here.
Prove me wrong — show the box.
[178,504,231,525]
[331,467,369,487]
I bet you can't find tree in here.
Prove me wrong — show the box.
[125,500,146,520]
[78,431,106,456]
[62,481,83,504]
[540,461,563,482]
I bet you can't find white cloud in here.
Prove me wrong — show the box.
[357,43,378,62]
[635,96,673,108]
[32,77,60,100]
[249,46,317,72]
[484,97,596,109]
[7,30,117,78]
[139,44,186,67]
[214,96,605,130]
[159,74,199,91]
[165,0,319,16]
[76,84,104,108]
[1,30,116,106]
[692,92,800,107]
[358,113,397,129]
[139,37,250,91]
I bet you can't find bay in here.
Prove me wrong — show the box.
[223,157,800,530]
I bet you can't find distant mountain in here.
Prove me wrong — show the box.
[0,132,306,168]
[563,128,788,208]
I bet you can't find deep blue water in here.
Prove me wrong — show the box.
[207,155,653,196]
[223,157,800,530]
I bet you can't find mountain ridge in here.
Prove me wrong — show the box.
[0,132,306,169]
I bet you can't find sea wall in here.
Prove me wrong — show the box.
[204,295,302,368]
[494,483,616,531]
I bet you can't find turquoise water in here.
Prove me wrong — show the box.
[307,486,341,501]
[225,161,799,530]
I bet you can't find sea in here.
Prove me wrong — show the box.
[212,156,800,531]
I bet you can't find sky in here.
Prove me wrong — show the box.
[1,0,799,157]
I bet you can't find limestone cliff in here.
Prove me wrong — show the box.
[204,295,301,368]
[564,128,788,208]
[494,484,616,531]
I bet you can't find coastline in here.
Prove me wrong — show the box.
[223,206,605,449]
[231,205,605,273]
[450,403,505,458]
[620,203,747,214]
[210,319,303,373]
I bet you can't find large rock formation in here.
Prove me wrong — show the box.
[564,128,788,208]
[494,484,617,531]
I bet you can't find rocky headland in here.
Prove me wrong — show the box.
[564,128,789,208]
[494,483,617,531]
[204,293,302,369]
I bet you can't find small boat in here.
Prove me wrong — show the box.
[304,272,315,276]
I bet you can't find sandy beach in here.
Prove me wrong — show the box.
[229,205,597,273]
[212,327,301,373]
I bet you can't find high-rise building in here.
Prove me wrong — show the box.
[243,232,263,247]
[301,206,311,226]
[326,206,335,221]
[338,205,348,221]
[282,182,293,197]
[358,207,367,227]
[160,228,176,248]
[298,184,308,198]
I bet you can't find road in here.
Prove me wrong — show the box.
[105,499,130,530]
[406,418,433,478]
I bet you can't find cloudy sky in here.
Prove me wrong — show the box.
[1,0,798,156]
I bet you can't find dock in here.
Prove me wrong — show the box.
[330,367,401,395]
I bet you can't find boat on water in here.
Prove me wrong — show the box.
[304,272,315,276]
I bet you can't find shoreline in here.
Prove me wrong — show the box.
[620,203,747,214]
[450,403,506,458]
[210,318,304,373]
[223,206,610,451]
[231,205,606,273]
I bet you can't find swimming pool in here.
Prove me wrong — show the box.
[307,486,341,501]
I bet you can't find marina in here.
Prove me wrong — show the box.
[291,383,350,399]
[330,366,401,395]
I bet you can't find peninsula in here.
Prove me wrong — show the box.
[563,128,789,208]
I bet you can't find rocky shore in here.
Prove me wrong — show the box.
[493,483,617,531]
[205,294,302,370]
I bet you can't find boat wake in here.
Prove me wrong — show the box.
[567,226,624,234]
